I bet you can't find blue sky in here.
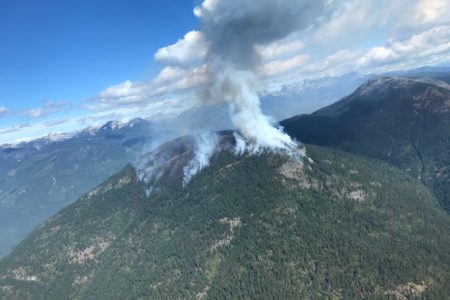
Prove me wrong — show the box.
[1,0,449,144]
[0,0,197,123]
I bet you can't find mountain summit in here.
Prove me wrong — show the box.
[282,77,450,213]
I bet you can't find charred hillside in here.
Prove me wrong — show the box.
[1,141,450,299]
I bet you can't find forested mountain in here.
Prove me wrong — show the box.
[1,71,446,259]
[2,74,450,299]
[1,135,449,299]
[282,76,450,213]
[0,72,370,259]
[0,119,156,257]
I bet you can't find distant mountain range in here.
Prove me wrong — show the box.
[1,69,450,298]
[0,119,157,257]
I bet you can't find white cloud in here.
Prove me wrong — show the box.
[3,0,450,144]
[154,66,188,84]
[357,47,398,68]
[310,1,376,45]
[43,119,68,127]
[98,81,148,104]
[0,106,7,117]
[83,80,163,112]
[152,65,208,95]
[0,94,199,145]
[84,64,208,115]
[257,38,304,61]
[414,0,450,24]
[80,0,450,131]
[0,123,31,135]
[274,24,450,82]
[193,0,216,17]
[23,108,45,118]
[154,31,207,66]
[356,25,450,71]
[22,101,69,118]
[259,54,309,77]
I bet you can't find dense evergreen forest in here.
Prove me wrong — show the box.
[1,145,449,299]
[282,77,450,214]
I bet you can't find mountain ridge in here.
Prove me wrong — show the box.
[281,76,450,213]
[1,141,450,299]
[0,118,156,257]
[2,73,450,298]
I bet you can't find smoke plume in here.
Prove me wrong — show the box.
[195,0,331,150]
[183,132,219,186]
[138,0,333,187]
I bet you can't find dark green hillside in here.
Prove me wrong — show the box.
[1,144,449,299]
[282,77,450,213]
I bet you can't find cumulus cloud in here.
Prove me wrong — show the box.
[84,81,164,112]
[154,31,207,66]
[152,66,208,95]
[85,0,450,126]
[3,0,450,145]
[329,25,450,75]
[97,81,149,106]
[257,38,304,61]
[304,29,447,87]
[414,0,450,25]
[357,25,450,70]
[84,65,207,117]
[154,66,188,84]
[259,54,310,77]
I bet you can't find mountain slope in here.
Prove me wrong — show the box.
[0,119,158,258]
[0,71,370,259]
[1,140,449,299]
[0,70,371,260]
[282,77,450,213]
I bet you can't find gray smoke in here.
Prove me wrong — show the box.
[138,0,334,187]
[195,0,332,150]
[183,131,219,186]
[195,0,329,69]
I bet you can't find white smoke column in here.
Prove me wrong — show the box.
[214,65,296,150]
[195,0,332,151]
[183,131,219,186]
[233,132,247,155]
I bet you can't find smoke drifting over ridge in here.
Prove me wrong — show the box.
[194,0,332,150]
[139,0,335,186]
[183,131,219,186]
